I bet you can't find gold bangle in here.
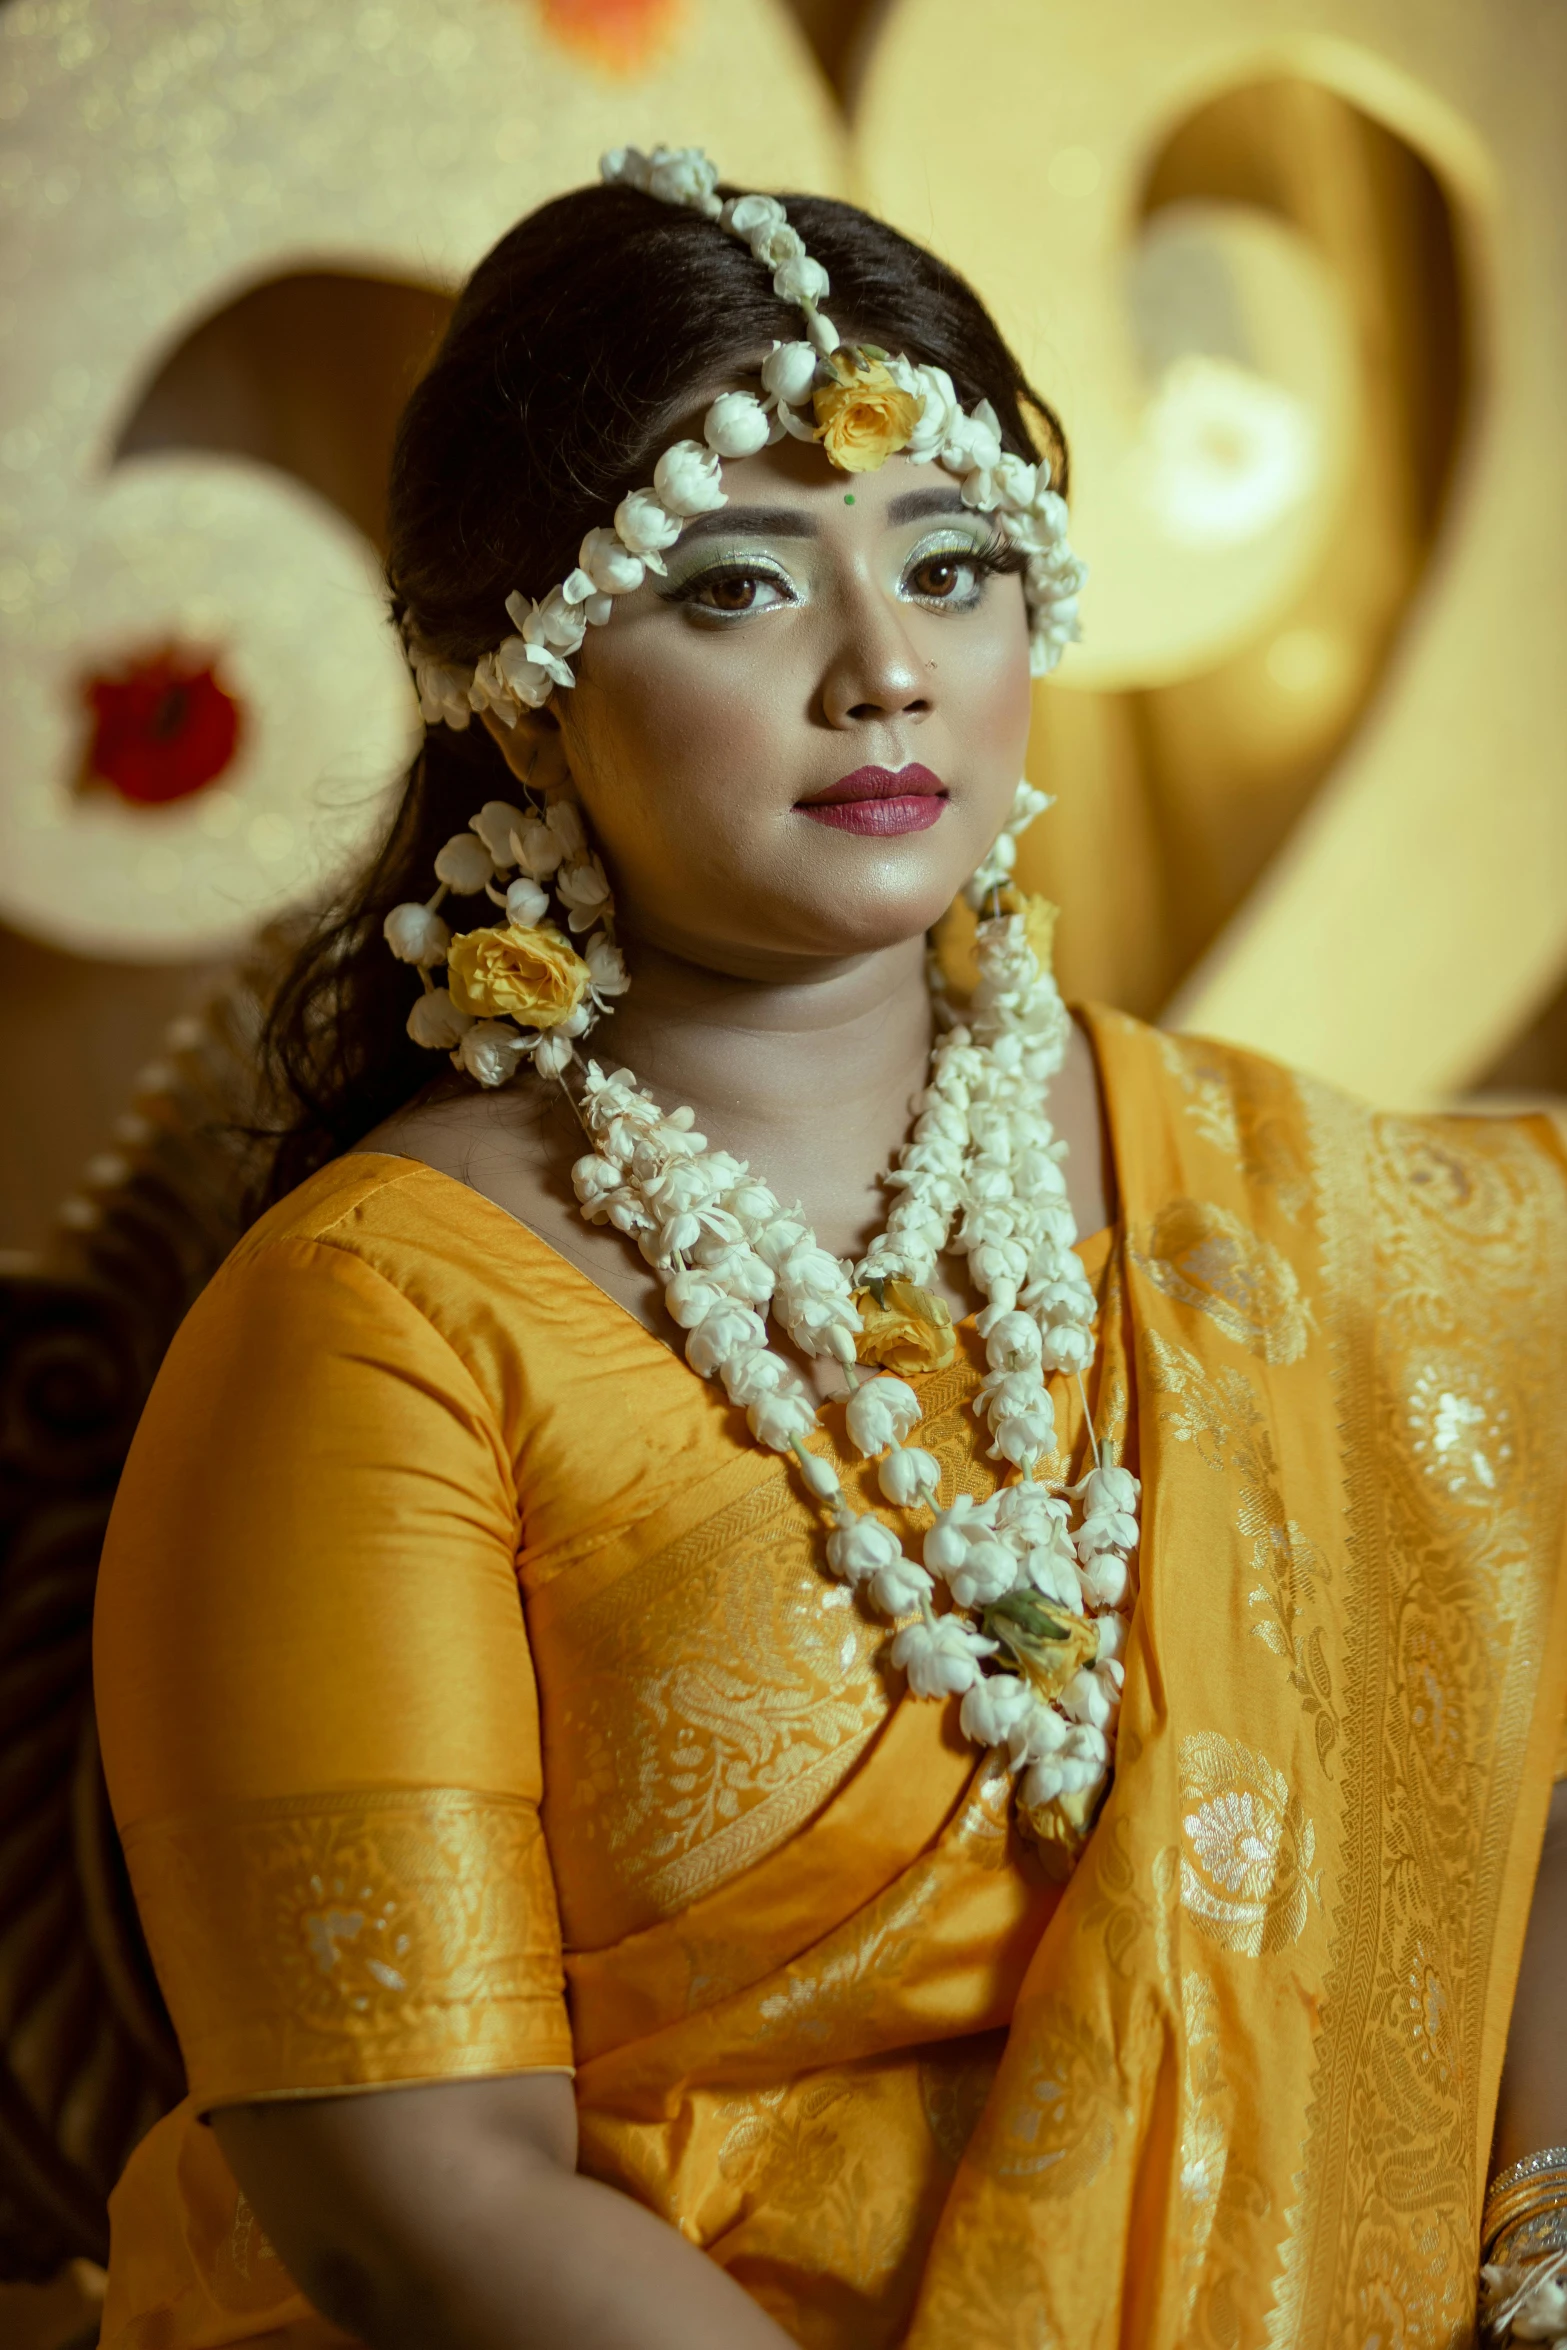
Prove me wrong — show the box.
[1484,2147,1567,2260]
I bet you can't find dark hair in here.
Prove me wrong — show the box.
[256,182,1067,1211]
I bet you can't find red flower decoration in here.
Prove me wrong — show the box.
[81,648,243,807]
[537,0,681,75]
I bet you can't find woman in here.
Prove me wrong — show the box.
[94,152,1567,2349]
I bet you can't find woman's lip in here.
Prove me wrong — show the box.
[800,796,946,836]
[800,762,945,806]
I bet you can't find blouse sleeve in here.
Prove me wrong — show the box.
[94,1230,573,2112]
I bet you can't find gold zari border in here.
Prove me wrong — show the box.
[123,1785,573,2109]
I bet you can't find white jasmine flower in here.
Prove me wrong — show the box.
[572,1155,624,1215]
[870,1553,935,1618]
[1077,1507,1139,1558]
[1078,1464,1140,1516]
[433,833,494,894]
[878,1445,941,1509]
[663,1270,727,1328]
[644,145,721,215]
[469,800,526,864]
[748,1388,819,1452]
[498,633,574,697]
[693,1241,774,1306]
[532,1032,575,1080]
[888,361,960,464]
[455,1021,526,1088]
[761,340,819,406]
[947,1535,1018,1611]
[990,1408,1056,1469]
[383,902,450,965]
[1060,1665,1116,1732]
[410,644,474,731]
[959,1671,1035,1750]
[825,1511,903,1587]
[773,251,830,305]
[1006,1697,1068,1770]
[578,528,646,596]
[923,1493,998,1577]
[614,489,683,563]
[806,309,840,358]
[546,801,586,857]
[557,856,612,933]
[561,568,614,625]
[845,1375,921,1457]
[653,439,727,517]
[1095,1614,1126,1666]
[687,1302,767,1377]
[703,391,772,458]
[1042,1323,1095,1375]
[993,453,1038,512]
[891,1615,995,1699]
[406,987,470,1049]
[721,1347,793,1407]
[504,876,549,927]
[984,1311,1043,1371]
[1079,1551,1130,1610]
[583,935,629,1000]
[505,587,586,655]
[722,192,788,243]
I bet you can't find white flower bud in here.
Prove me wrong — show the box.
[432,833,494,894]
[890,1616,994,1700]
[845,1375,922,1458]
[584,935,629,999]
[721,193,787,241]
[645,145,719,214]
[721,1347,792,1407]
[1060,1666,1116,1732]
[556,857,613,933]
[383,902,450,966]
[1079,1551,1130,1610]
[663,1270,726,1329]
[748,1388,818,1452]
[760,340,819,406]
[959,1672,1035,1751]
[578,527,646,596]
[877,1446,940,1510]
[1006,1698,1068,1769]
[825,1511,903,1587]
[1079,1464,1140,1516]
[687,1302,767,1378]
[773,252,830,305]
[470,801,527,864]
[406,987,471,1050]
[511,817,563,877]
[572,1155,622,1213]
[456,1021,526,1088]
[614,488,683,560]
[984,1312,1043,1371]
[531,1032,574,1079]
[504,876,549,927]
[703,391,772,458]
[794,1447,841,1504]
[923,1494,997,1577]
[947,1537,1018,1612]
[869,1554,935,1618]
[1042,1323,1095,1375]
[653,439,727,517]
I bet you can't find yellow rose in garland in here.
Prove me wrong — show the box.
[446,921,591,1029]
[812,353,920,474]
[853,1276,957,1375]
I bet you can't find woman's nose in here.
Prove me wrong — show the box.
[818,597,932,730]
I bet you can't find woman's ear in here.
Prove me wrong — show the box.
[480,705,572,794]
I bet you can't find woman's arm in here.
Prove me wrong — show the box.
[212,2073,795,2350]
[1494,1778,1567,2170]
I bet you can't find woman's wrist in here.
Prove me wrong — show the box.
[1481,2147,1567,2343]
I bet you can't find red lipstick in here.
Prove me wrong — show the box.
[797,763,947,836]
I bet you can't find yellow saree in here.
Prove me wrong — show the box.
[94,1007,1567,2349]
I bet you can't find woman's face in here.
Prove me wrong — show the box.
[517,419,1034,979]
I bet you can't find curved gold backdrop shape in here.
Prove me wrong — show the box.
[0,0,845,961]
[855,0,1566,1106]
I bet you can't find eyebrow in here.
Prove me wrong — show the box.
[673,484,971,546]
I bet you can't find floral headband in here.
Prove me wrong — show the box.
[385,146,1082,1087]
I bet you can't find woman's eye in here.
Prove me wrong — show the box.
[680,565,793,616]
[906,551,980,602]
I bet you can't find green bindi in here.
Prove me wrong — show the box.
[844,492,855,504]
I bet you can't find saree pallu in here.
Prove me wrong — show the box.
[96,1010,1567,2348]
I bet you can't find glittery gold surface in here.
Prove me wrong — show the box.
[0,0,843,960]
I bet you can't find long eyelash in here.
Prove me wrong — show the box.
[658,560,795,608]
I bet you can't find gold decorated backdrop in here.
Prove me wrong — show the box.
[0,0,1563,1260]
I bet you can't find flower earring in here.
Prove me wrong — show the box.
[384,782,628,1085]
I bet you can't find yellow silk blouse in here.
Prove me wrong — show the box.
[94,1007,1567,2350]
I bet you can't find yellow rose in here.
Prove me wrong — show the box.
[853,1277,957,1375]
[445,921,591,1029]
[812,357,920,475]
